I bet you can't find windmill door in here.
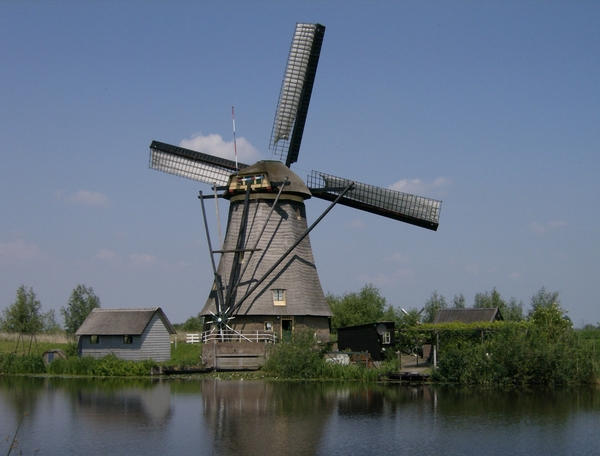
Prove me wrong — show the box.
[281,317,294,342]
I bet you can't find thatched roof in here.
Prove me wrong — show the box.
[433,308,503,324]
[75,307,176,336]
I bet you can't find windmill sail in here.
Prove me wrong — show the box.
[269,23,325,168]
[307,171,442,231]
[149,140,248,186]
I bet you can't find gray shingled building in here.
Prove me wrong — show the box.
[199,161,332,341]
[76,307,176,361]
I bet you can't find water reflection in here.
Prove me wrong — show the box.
[1,377,600,455]
[201,380,336,455]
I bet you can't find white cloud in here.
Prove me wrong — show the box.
[509,272,523,280]
[94,249,120,261]
[180,133,263,163]
[389,177,451,197]
[94,249,159,268]
[57,190,112,207]
[0,239,44,261]
[529,220,568,234]
[128,253,158,267]
[384,252,409,264]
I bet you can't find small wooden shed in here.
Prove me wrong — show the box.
[76,307,176,362]
[337,321,395,362]
[433,308,503,324]
[42,349,67,365]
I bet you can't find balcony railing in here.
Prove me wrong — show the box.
[200,330,277,344]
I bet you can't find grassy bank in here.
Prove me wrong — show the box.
[0,331,391,381]
[3,326,600,385]
[0,332,201,377]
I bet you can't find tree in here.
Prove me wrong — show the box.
[452,294,466,309]
[328,284,391,332]
[398,307,422,327]
[181,315,204,332]
[61,285,101,336]
[0,285,44,334]
[503,297,525,322]
[473,287,524,321]
[473,287,505,309]
[42,309,62,333]
[528,287,561,315]
[527,287,570,335]
[422,291,447,324]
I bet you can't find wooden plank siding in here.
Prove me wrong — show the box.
[78,312,172,362]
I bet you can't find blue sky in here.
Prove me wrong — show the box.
[1,1,598,326]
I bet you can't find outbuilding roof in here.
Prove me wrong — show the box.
[75,307,176,336]
[433,308,503,324]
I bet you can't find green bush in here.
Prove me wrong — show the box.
[263,330,324,379]
[46,354,156,377]
[0,353,46,374]
[431,322,600,386]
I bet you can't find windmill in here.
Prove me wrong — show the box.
[149,23,441,345]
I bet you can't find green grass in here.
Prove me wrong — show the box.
[0,334,202,376]
[164,341,202,366]
[0,336,71,357]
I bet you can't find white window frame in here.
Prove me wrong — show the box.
[382,331,391,345]
[273,289,286,306]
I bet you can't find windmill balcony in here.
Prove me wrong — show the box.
[202,329,278,344]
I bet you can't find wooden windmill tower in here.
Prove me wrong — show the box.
[149,23,441,346]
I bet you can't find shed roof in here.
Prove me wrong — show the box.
[75,307,176,336]
[433,308,502,324]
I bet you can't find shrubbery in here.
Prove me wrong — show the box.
[263,330,323,379]
[0,352,157,376]
[0,353,46,374]
[431,322,600,386]
[263,329,397,380]
[47,354,157,376]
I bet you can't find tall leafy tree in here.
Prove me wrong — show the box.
[0,285,44,334]
[61,285,101,336]
[181,315,204,331]
[473,288,505,309]
[527,287,570,335]
[452,294,466,309]
[42,309,62,333]
[528,287,561,314]
[422,291,448,323]
[328,284,391,332]
[473,287,524,321]
[398,307,422,327]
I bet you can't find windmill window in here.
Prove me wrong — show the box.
[90,335,99,344]
[273,289,286,306]
[382,331,391,345]
[264,321,273,331]
[123,335,133,344]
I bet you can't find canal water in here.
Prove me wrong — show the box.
[1,376,599,455]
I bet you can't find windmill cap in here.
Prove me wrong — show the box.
[225,160,312,199]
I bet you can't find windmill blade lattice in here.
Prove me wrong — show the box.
[150,140,248,187]
[307,171,442,231]
[269,23,325,167]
